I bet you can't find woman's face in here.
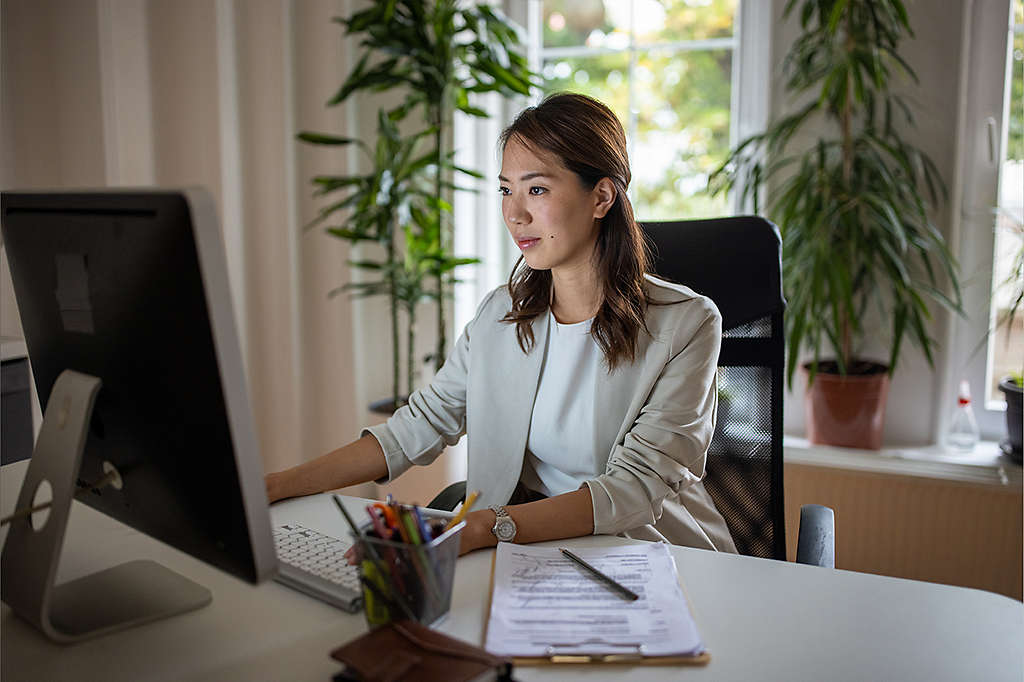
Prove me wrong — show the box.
[499,137,614,276]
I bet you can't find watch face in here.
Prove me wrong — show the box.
[494,517,516,542]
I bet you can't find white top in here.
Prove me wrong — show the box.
[521,311,603,497]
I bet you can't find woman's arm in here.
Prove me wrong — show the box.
[457,486,594,555]
[587,298,722,536]
[264,434,387,503]
[265,291,501,505]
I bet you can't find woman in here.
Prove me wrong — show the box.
[266,93,736,555]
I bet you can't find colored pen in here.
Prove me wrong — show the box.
[395,507,442,604]
[392,508,413,544]
[410,506,433,542]
[559,548,639,602]
[366,505,407,593]
[401,510,423,545]
[443,490,480,532]
[360,570,415,622]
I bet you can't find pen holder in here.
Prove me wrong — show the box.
[356,518,464,628]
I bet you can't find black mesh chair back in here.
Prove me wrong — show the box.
[641,217,786,559]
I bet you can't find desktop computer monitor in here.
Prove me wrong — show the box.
[0,188,277,642]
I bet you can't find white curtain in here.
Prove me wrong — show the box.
[0,0,428,495]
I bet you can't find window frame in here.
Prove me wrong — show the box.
[941,0,1016,442]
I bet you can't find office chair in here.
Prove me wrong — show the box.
[643,216,833,566]
[429,216,834,567]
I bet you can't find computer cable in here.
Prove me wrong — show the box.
[0,466,122,527]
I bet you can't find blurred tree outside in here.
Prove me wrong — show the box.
[539,0,737,220]
[1007,0,1022,159]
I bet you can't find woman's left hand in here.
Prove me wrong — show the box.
[456,510,496,556]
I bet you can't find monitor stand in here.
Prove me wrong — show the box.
[1,370,212,643]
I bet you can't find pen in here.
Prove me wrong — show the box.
[410,506,432,542]
[399,508,443,602]
[401,510,423,545]
[333,495,370,551]
[365,505,407,594]
[559,548,639,602]
[365,505,391,540]
[443,490,480,532]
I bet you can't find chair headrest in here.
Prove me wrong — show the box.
[641,216,785,331]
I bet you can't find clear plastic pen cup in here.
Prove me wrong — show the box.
[354,517,465,628]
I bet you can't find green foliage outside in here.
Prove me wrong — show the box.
[1010,1,1023,160]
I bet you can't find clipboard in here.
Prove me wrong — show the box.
[482,545,711,666]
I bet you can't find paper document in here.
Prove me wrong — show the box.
[484,542,704,658]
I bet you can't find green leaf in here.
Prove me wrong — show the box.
[456,103,489,117]
[826,0,847,34]
[297,132,360,146]
[448,163,485,179]
[326,227,370,242]
[347,260,385,270]
[471,57,531,96]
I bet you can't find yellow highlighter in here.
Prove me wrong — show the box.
[360,559,392,625]
[444,490,480,532]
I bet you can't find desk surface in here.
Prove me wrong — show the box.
[2,461,1022,681]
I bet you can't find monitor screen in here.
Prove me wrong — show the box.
[1,188,276,586]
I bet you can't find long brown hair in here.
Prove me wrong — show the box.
[499,92,652,370]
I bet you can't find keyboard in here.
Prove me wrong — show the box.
[273,523,363,612]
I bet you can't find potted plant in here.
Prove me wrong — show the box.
[710,0,963,449]
[298,111,438,413]
[298,1,534,412]
[999,373,1022,461]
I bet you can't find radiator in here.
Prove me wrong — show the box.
[784,462,1023,600]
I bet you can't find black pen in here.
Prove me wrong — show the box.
[559,548,639,601]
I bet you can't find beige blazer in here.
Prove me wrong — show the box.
[366,275,737,552]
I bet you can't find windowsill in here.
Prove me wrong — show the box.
[783,436,1023,488]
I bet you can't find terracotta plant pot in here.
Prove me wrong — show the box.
[804,361,890,450]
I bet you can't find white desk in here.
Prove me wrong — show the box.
[2,460,1022,681]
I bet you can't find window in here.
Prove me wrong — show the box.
[986,0,1023,406]
[452,1,768,338]
[534,0,739,219]
[946,0,1021,441]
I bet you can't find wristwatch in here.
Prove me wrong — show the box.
[489,505,517,543]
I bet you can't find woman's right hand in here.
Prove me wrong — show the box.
[262,435,388,506]
[264,471,286,504]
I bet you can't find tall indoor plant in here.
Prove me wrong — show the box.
[299,111,438,411]
[298,1,534,411]
[327,0,535,373]
[711,0,962,448]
